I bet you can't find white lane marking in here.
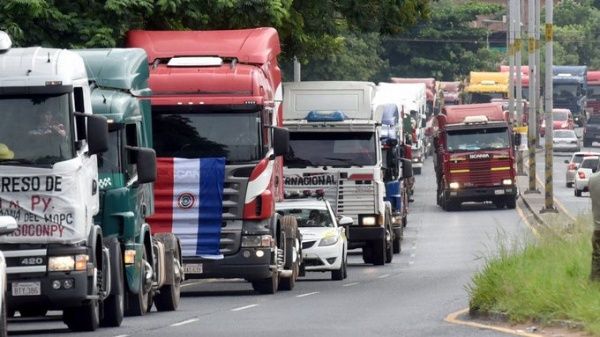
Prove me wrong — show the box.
[409,261,415,265]
[296,291,319,298]
[410,253,416,258]
[231,304,258,312]
[378,274,390,279]
[113,335,129,337]
[342,282,359,287]
[181,279,219,288]
[170,318,199,327]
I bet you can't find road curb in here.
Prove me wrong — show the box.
[444,308,545,337]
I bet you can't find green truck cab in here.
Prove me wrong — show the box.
[77,48,183,316]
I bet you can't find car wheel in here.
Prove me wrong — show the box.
[575,188,582,197]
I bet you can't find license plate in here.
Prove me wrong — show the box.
[183,263,203,274]
[494,190,505,195]
[11,282,41,296]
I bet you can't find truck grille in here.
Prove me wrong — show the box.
[449,159,513,187]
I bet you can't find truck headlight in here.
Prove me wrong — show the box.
[319,232,339,247]
[241,235,273,248]
[449,182,460,189]
[502,179,513,185]
[48,256,74,271]
[361,216,376,226]
[49,254,88,272]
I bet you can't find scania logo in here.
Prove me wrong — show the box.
[177,192,196,209]
[469,153,490,159]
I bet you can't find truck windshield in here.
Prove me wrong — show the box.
[589,85,600,99]
[0,94,74,165]
[152,110,262,163]
[470,93,505,104]
[285,132,377,167]
[98,128,121,175]
[447,127,509,152]
[553,84,580,100]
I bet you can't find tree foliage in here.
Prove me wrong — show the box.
[381,0,504,82]
[553,0,600,69]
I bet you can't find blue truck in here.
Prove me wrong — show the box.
[553,66,588,126]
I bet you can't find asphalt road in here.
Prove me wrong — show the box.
[534,128,594,217]
[7,159,532,337]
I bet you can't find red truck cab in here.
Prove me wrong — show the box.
[587,71,600,114]
[432,103,517,211]
[127,28,293,292]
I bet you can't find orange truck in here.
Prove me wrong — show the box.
[432,103,518,211]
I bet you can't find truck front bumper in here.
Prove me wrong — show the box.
[182,248,273,281]
[445,185,518,202]
[7,271,90,310]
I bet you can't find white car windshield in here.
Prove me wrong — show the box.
[277,208,334,228]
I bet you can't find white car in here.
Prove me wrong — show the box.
[276,196,350,280]
[564,152,600,187]
[553,129,581,152]
[574,156,599,197]
[0,216,17,337]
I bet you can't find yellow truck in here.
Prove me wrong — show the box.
[465,71,509,103]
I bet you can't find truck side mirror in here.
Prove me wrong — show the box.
[0,216,17,235]
[272,127,289,157]
[129,147,156,184]
[401,158,413,179]
[85,114,109,155]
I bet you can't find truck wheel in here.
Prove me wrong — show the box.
[64,299,100,331]
[0,296,6,337]
[279,215,299,291]
[362,246,373,264]
[101,238,124,327]
[402,215,407,228]
[155,248,182,311]
[251,270,278,294]
[372,239,386,266]
[575,188,582,197]
[125,248,150,316]
[506,197,517,209]
[385,229,393,263]
[18,308,48,317]
[393,226,403,254]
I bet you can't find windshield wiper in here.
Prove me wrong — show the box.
[0,158,35,165]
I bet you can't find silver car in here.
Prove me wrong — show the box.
[553,129,581,152]
[564,151,600,187]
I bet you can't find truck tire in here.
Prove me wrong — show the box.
[101,238,124,327]
[575,188,582,197]
[385,228,393,263]
[362,246,373,264]
[252,270,278,294]
[393,225,403,254]
[279,215,299,291]
[125,248,150,316]
[506,197,517,209]
[0,296,6,337]
[64,299,100,331]
[154,247,182,311]
[372,238,386,266]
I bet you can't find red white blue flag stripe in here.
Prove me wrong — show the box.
[149,157,225,259]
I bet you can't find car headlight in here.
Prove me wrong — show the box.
[319,231,339,246]
[361,216,376,226]
[502,179,513,185]
[449,182,460,189]
[48,254,88,272]
[241,235,273,248]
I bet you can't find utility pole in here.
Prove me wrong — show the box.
[508,0,515,123]
[526,0,539,193]
[535,0,542,145]
[516,0,524,175]
[541,0,557,213]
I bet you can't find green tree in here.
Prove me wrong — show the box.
[381,0,503,81]
[553,0,600,68]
